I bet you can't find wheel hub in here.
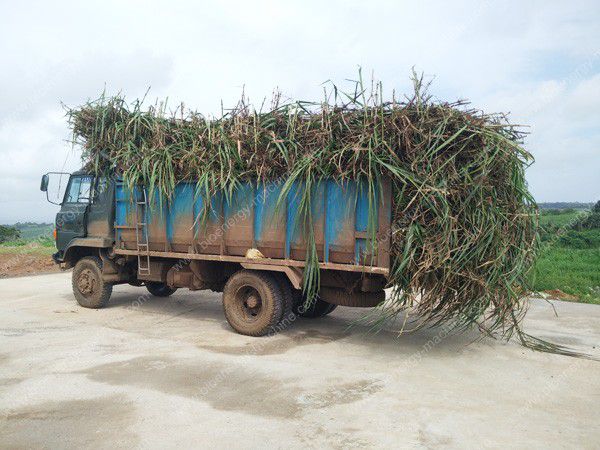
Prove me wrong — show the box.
[236,287,262,318]
[245,294,260,309]
[77,268,96,295]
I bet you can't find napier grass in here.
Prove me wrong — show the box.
[68,73,574,354]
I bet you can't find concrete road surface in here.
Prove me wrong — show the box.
[0,272,599,449]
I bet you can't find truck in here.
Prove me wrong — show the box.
[40,170,392,336]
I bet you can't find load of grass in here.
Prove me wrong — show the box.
[68,72,549,351]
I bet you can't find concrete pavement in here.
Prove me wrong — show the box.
[0,272,599,449]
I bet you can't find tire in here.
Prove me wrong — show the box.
[294,295,337,318]
[222,270,284,336]
[146,282,177,297]
[72,256,112,309]
[274,273,295,326]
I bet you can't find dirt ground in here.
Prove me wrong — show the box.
[0,253,60,278]
[0,272,599,448]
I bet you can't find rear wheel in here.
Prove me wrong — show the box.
[274,273,295,326]
[72,256,112,309]
[223,270,284,336]
[146,282,177,297]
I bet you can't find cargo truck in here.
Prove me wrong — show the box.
[41,171,391,336]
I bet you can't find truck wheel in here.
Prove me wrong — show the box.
[274,273,295,326]
[146,282,177,297]
[222,270,284,336]
[294,296,337,318]
[72,256,112,309]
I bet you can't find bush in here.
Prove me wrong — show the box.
[571,204,600,230]
[556,229,600,249]
[0,225,21,243]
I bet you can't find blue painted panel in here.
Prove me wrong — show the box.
[167,183,194,243]
[254,181,284,243]
[285,181,300,258]
[355,185,369,232]
[325,180,357,263]
[116,177,387,267]
[225,183,254,220]
[115,183,128,244]
[285,181,325,243]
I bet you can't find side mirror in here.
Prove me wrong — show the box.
[41,171,71,205]
[40,174,49,192]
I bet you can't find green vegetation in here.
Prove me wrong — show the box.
[0,225,21,243]
[538,208,582,230]
[0,242,55,256]
[534,204,600,304]
[12,222,53,240]
[0,222,55,255]
[538,202,593,210]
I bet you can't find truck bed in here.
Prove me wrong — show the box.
[114,179,392,276]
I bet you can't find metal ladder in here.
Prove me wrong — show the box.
[134,187,151,276]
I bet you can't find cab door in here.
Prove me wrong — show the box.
[56,174,94,251]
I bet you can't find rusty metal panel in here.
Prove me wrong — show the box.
[286,181,325,261]
[167,183,195,253]
[115,177,392,271]
[254,182,286,258]
[146,187,168,252]
[224,184,254,256]
[325,180,357,264]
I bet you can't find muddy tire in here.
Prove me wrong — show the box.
[72,256,112,309]
[294,295,337,318]
[274,273,295,326]
[146,282,177,297]
[222,270,284,336]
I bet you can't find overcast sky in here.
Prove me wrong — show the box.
[1,0,598,223]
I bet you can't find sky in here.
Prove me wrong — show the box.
[0,0,598,223]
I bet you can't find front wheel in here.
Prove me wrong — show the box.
[72,256,112,308]
[146,282,177,297]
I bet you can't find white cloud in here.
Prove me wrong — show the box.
[0,0,599,222]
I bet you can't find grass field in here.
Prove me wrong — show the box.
[533,210,600,304]
[538,209,583,229]
[0,242,55,256]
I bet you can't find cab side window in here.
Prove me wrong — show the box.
[93,177,108,203]
[65,176,93,203]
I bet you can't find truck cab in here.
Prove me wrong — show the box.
[41,171,114,265]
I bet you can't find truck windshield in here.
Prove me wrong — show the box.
[65,176,93,203]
